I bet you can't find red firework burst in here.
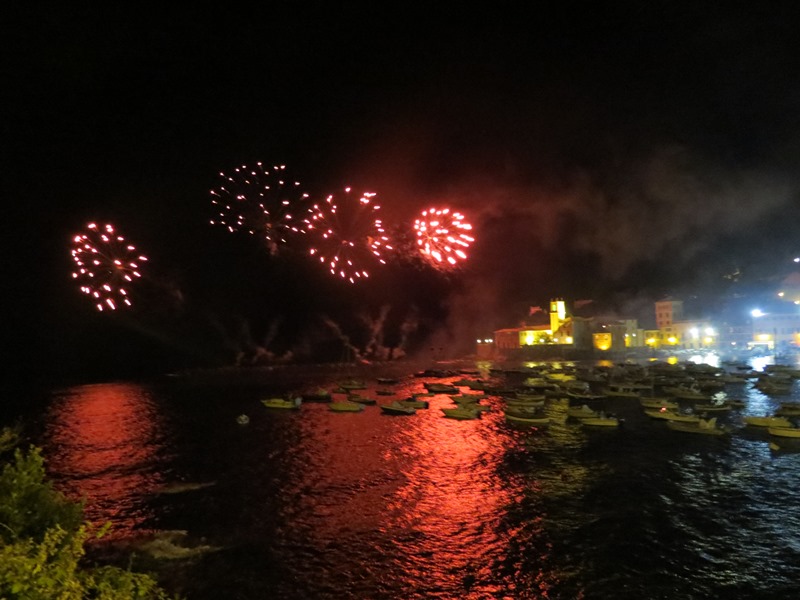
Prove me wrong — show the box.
[209,163,310,255]
[70,222,148,311]
[304,188,393,283]
[413,207,474,268]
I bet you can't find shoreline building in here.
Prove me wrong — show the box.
[486,298,643,358]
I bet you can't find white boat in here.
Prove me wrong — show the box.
[504,413,550,425]
[742,416,793,428]
[338,379,367,391]
[694,402,732,413]
[567,404,600,419]
[398,398,429,409]
[504,397,546,409]
[425,382,460,394]
[602,385,641,399]
[442,407,480,420]
[566,390,607,402]
[643,409,700,423]
[640,398,679,410]
[329,401,365,412]
[380,401,416,415]
[504,405,545,418]
[662,385,710,401]
[301,388,332,402]
[580,415,621,427]
[262,397,302,410]
[346,394,377,405]
[767,426,800,438]
[667,417,728,436]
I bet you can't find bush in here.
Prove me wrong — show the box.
[0,428,176,599]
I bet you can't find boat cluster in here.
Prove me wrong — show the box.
[251,359,800,445]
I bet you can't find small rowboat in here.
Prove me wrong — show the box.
[640,398,679,410]
[567,404,600,418]
[262,397,302,410]
[329,401,365,412]
[441,407,480,420]
[504,413,550,425]
[743,416,793,428]
[643,409,700,423]
[398,398,429,409]
[580,416,621,427]
[694,402,732,413]
[425,383,461,394]
[302,388,332,402]
[338,379,367,391]
[667,418,727,436]
[347,394,377,405]
[767,426,800,438]
[380,401,416,415]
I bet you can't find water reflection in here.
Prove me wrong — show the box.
[43,382,168,536]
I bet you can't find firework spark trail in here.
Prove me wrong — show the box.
[209,163,310,255]
[358,305,391,359]
[70,222,148,312]
[305,187,394,283]
[394,306,420,358]
[321,316,363,362]
[413,207,474,269]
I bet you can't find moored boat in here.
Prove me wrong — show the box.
[567,404,600,419]
[504,413,550,425]
[424,382,460,394]
[347,394,377,405]
[643,409,700,423]
[262,397,302,410]
[580,415,621,427]
[380,401,416,415]
[301,388,332,402]
[338,379,367,391]
[694,402,732,413]
[602,385,641,399]
[441,407,480,420]
[398,398,429,409]
[329,400,365,412]
[667,417,728,436]
[767,426,800,438]
[640,398,679,410]
[662,385,710,401]
[743,415,793,428]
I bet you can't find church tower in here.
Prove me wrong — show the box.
[550,298,566,333]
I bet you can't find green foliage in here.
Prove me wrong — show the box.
[0,425,21,454]
[0,428,177,599]
[0,524,173,599]
[0,445,83,545]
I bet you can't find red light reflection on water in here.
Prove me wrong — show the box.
[43,383,166,535]
[382,403,519,592]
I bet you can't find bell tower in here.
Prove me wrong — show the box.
[550,298,566,333]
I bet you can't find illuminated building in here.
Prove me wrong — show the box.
[750,310,800,351]
[489,298,641,357]
[655,298,683,330]
[653,298,717,350]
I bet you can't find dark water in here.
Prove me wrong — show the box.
[4,355,800,599]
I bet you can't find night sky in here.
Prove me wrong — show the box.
[7,3,800,381]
